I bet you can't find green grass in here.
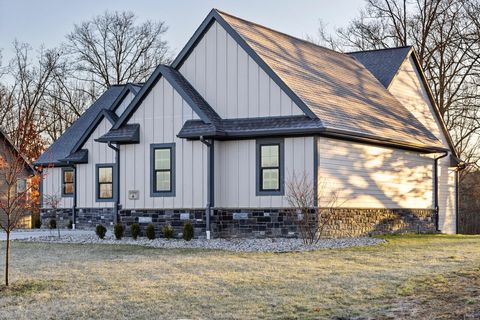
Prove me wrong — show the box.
[0,234,479,319]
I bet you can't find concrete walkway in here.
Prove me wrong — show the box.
[0,229,94,241]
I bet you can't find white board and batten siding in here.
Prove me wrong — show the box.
[388,56,456,234]
[214,137,315,208]
[76,117,116,208]
[42,167,73,209]
[120,77,207,210]
[179,21,304,119]
[317,138,434,209]
[115,92,135,117]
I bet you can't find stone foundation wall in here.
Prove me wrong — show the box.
[42,206,436,238]
[119,209,206,238]
[40,207,115,229]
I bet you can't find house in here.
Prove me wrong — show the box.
[34,9,461,238]
[0,130,35,229]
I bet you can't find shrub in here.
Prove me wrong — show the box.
[67,220,73,229]
[146,224,155,240]
[162,224,174,239]
[114,224,124,240]
[49,219,56,229]
[131,223,140,240]
[96,224,107,239]
[182,222,194,241]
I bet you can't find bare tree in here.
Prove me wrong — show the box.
[65,11,171,93]
[43,193,61,238]
[286,172,340,245]
[0,136,38,287]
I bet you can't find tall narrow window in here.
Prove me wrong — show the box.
[151,143,175,197]
[256,139,284,195]
[62,168,74,197]
[16,178,27,195]
[96,164,114,201]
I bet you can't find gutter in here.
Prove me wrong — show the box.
[433,151,449,232]
[200,136,214,239]
[107,142,120,224]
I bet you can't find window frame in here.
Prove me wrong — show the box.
[256,138,284,196]
[61,167,74,198]
[150,143,176,197]
[95,163,116,202]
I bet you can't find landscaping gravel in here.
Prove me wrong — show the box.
[19,233,385,252]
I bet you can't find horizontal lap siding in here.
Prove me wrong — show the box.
[389,56,456,232]
[76,117,115,208]
[214,137,314,208]
[318,137,434,209]
[179,21,304,119]
[42,167,73,208]
[120,77,206,209]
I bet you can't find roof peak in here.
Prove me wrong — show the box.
[347,46,412,55]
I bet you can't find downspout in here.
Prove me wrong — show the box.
[200,136,214,239]
[433,151,448,232]
[107,142,120,224]
[72,165,77,230]
[455,170,459,234]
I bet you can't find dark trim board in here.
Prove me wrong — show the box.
[170,9,318,121]
[150,143,176,197]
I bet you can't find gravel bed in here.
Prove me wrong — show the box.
[19,234,385,252]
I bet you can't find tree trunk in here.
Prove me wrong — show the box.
[5,230,10,286]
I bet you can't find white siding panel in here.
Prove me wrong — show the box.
[42,167,73,208]
[114,92,135,117]
[179,21,304,118]
[214,137,314,208]
[318,137,434,209]
[121,77,207,209]
[76,117,115,208]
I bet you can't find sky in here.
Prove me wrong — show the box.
[0,0,363,62]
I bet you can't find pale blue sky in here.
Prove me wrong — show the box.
[0,0,363,61]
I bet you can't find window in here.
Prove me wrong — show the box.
[96,164,114,201]
[256,139,284,195]
[150,143,175,197]
[16,178,27,195]
[62,168,74,197]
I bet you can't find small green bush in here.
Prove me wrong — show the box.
[49,219,56,229]
[96,224,107,239]
[162,224,174,239]
[114,224,124,240]
[182,222,194,241]
[67,220,73,229]
[131,223,140,240]
[146,224,155,240]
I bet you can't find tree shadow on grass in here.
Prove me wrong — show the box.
[0,279,65,296]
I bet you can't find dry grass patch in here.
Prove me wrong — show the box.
[0,234,479,319]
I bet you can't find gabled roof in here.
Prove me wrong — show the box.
[173,9,444,151]
[0,130,34,173]
[348,47,412,88]
[35,84,140,166]
[112,65,220,131]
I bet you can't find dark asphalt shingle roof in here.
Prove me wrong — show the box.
[35,85,127,166]
[61,149,88,164]
[217,10,441,149]
[96,124,140,144]
[347,47,412,88]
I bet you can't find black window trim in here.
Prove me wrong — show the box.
[95,163,116,202]
[61,167,74,198]
[256,138,284,196]
[150,143,176,197]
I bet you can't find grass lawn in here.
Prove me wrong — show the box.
[0,235,479,319]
